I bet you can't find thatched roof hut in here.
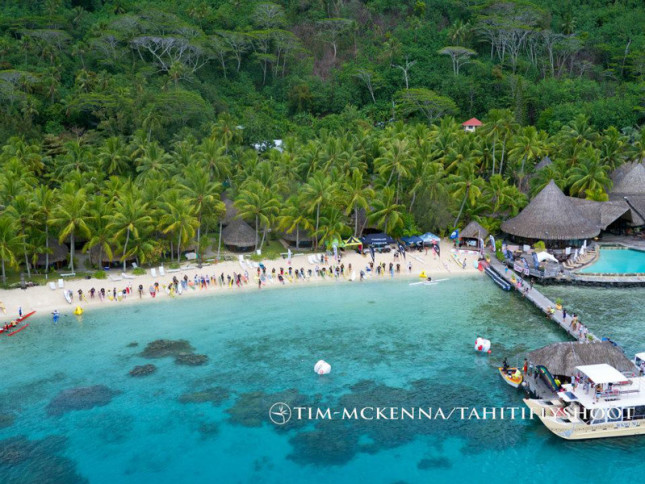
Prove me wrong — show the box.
[528,342,636,378]
[221,195,238,226]
[222,219,256,251]
[609,163,645,226]
[534,156,552,172]
[460,221,489,240]
[34,239,68,267]
[568,198,630,230]
[282,227,313,247]
[501,180,600,241]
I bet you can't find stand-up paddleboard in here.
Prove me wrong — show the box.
[350,271,356,281]
[64,291,72,304]
[177,284,183,295]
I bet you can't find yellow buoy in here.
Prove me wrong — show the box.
[73,306,83,315]
[419,271,427,279]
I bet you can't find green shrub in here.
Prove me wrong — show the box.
[169,262,180,269]
[94,270,107,279]
[133,267,146,276]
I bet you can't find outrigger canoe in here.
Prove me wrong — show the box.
[498,367,523,388]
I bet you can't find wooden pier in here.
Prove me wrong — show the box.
[486,255,598,342]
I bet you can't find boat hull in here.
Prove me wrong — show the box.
[499,367,523,388]
[524,398,645,440]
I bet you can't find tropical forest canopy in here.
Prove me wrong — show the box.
[0,0,643,281]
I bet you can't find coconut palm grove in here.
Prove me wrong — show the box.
[0,0,644,282]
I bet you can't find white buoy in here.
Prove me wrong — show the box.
[474,337,491,353]
[314,360,331,375]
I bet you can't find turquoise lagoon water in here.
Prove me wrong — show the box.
[1,277,644,483]
[579,248,645,274]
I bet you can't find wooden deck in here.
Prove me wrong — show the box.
[487,255,598,342]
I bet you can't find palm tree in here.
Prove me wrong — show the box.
[368,186,405,236]
[277,196,314,250]
[135,142,173,183]
[83,195,114,268]
[342,170,374,236]
[301,172,337,248]
[374,138,413,202]
[566,152,612,198]
[109,191,153,271]
[98,137,129,176]
[234,181,280,250]
[160,194,199,262]
[32,185,56,273]
[448,161,485,228]
[6,194,36,277]
[314,207,349,248]
[508,126,546,185]
[50,189,90,272]
[0,216,22,285]
[181,163,225,263]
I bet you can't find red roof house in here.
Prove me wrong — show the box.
[462,118,482,132]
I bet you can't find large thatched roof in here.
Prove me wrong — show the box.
[35,239,68,266]
[221,195,238,226]
[461,221,488,239]
[501,180,600,240]
[528,342,635,377]
[222,219,256,247]
[611,163,645,196]
[568,198,630,230]
[608,164,645,226]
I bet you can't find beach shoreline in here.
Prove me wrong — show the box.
[0,246,482,322]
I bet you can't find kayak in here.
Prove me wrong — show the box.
[498,367,523,388]
[15,310,36,323]
[8,324,29,336]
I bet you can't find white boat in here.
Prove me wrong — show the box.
[525,363,645,439]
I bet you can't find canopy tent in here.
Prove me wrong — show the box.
[400,235,423,247]
[536,251,558,263]
[576,364,628,384]
[419,232,441,243]
[343,236,362,248]
[360,233,395,247]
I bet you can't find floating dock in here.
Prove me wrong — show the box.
[486,255,598,342]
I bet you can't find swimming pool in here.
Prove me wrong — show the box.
[579,247,645,274]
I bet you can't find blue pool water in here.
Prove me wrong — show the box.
[579,248,645,273]
[1,277,644,483]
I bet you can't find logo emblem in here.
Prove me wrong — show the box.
[269,402,291,425]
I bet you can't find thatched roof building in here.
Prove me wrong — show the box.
[501,180,600,241]
[460,221,489,240]
[282,227,313,247]
[528,342,636,378]
[222,219,256,251]
[534,156,552,172]
[609,163,645,226]
[221,195,239,226]
[34,239,68,267]
[568,198,630,231]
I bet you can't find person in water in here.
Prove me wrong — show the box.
[502,358,509,372]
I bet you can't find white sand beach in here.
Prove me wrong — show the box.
[0,245,482,321]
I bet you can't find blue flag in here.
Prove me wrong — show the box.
[450,229,459,240]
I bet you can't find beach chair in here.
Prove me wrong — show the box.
[159,266,165,276]
[151,268,157,278]
[58,278,64,288]
[48,282,56,290]
[109,275,123,282]
[122,273,135,279]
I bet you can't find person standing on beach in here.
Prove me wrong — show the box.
[408,261,412,273]
[18,307,22,318]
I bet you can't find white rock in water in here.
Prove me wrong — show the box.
[314,360,331,375]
